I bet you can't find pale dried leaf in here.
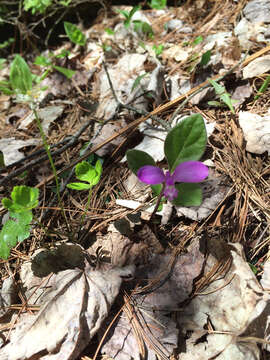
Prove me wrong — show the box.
[178,243,268,360]
[0,245,134,360]
[102,241,204,360]
[239,111,270,154]
[243,55,270,79]
[0,138,40,166]
[19,105,64,134]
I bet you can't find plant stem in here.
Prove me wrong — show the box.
[149,183,165,222]
[32,107,70,233]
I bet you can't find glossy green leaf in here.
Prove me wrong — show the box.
[66,182,91,190]
[173,183,202,206]
[164,114,207,172]
[75,161,96,183]
[126,149,156,174]
[64,22,86,46]
[10,55,32,94]
[53,65,75,79]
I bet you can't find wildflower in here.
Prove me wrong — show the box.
[137,161,208,202]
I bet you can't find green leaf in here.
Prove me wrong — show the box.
[193,36,203,45]
[2,186,39,212]
[34,55,52,67]
[131,73,147,92]
[66,182,91,190]
[116,9,130,20]
[151,184,163,196]
[173,183,202,206]
[149,0,166,9]
[208,79,224,96]
[220,93,235,113]
[164,114,207,172]
[132,21,154,38]
[95,159,102,177]
[200,50,211,66]
[105,28,115,35]
[53,65,75,79]
[128,5,141,21]
[208,100,222,107]
[126,149,156,174]
[10,55,33,94]
[254,75,270,100]
[75,161,95,182]
[64,22,86,46]
[152,44,164,57]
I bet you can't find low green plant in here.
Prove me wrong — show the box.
[149,0,167,9]
[64,21,86,46]
[23,0,52,14]
[117,5,154,38]
[34,53,75,80]
[0,186,39,259]
[117,5,141,29]
[131,73,148,92]
[152,44,164,57]
[208,79,237,113]
[254,75,270,100]
[67,160,102,225]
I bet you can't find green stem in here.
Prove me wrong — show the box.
[149,183,165,222]
[32,107,70,233]
[79,187,93,235]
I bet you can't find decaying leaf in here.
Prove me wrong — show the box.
[178,242,269,360]
[101,241,204,360]
[0,244,134,360]
[242,55,270,79]
[239,110,270,155]
[0,138,40,166]
[19,105,64,134]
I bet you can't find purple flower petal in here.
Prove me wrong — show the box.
[164,185,178,201]
[172,161,208,183]
[137,165,165,185]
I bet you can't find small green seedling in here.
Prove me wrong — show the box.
[0,186,39,259]
[200,50,211,66]
[67,160,102,228]
[64,21,86,46]
[152,44,164,57]
[254,75,270,100]
[149,0,167,9]
[117,5,141,29]
[67,160,102,191]
[34,54,75,79]
[208,79,237,113]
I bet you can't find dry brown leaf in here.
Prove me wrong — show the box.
[101,241,204,360]
[0,138,41,166]
[0,244,134,360]
[178,243,269,360]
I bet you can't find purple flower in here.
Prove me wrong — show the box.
[137,161,208,201]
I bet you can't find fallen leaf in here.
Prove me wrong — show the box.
[101,241,204,360]
[0,245,134,360]
[239,111,270,154]
[0,138,40,166]
[242,55,270,79]
[178,242,268,360]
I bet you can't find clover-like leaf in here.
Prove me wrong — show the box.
[164,114,207,172]
[2,186,39,212]
[66,182,92,190]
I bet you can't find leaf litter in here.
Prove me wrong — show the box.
[0,0,270,359]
